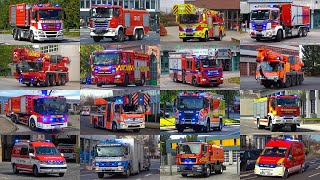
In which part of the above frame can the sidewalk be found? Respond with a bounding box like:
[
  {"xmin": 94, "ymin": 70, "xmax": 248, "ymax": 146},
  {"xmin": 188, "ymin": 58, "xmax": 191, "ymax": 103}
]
[
  {"xmin": 0, "ymin": 116, "xmax": 17, "ymax": 134},
  {"xmin": 146, "ymin": 122, "xmax": 160, "ymax": 129}
]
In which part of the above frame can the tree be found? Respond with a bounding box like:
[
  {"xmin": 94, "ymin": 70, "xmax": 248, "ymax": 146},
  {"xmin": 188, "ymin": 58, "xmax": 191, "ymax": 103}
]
[
  {"xmin": 302, "ymin": 45, "xmax": 320, "ymax": 76},
  {"xmin": 216, "ymin": 90, "xmax": 240, "ymax": 119},
  {"xmin": 160, "ymin": 90, "xmax": 179, "ymax": 118},
  {"xmin": 80, "ymin": 94, "xmax": 95, "ymax": 106},
  {"xmin": 80, "ymin": 45, "xmax": 104, "ymax": 79},
  {"xmin": 184, "ymin": 135, "xmax": 198, "ymax": 142},
  {"xmin": 160, "ymin": 135, "xmax": 170, "ymax": 155}
]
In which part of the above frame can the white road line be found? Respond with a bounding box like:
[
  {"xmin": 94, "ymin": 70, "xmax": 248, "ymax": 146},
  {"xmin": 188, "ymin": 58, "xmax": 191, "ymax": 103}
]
[
  {"xmin": 316, "ymin": 166, "xmax": 320, "ymax": 170},
  {"xmin": 308, "ymin": 172, "xmax": 320, "ymax": 178},
  {"xmin": 145, "ymin": 173, "xmax": 153, "ymax": 177}
]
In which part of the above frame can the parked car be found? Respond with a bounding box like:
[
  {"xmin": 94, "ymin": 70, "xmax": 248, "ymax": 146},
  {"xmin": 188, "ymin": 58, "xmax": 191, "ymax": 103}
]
[{"xmin": 240, "ymin": 150, "xmax": 261, "ymax": 171}]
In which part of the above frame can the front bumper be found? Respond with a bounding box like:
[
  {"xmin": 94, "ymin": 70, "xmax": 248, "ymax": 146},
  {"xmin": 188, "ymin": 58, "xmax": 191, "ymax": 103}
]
[
  {"xmin": 95, "ymin": 74, "xmax": 123, "ymax": 85},
  {"xmin": 37, "ymin": 122, "xmax": 68, "ymax": 130},
  {"xmin": 38, "ymin": 164, "xmax": 67, "ymax": 174},
  {"xmin": 198, "ymin": 77, "xmax": 223, "ymax": 85},
  {"xmin": 250, "ymin": 29, "xmax": 275, "ymax": 39},
  {"xmin": 254, "ymin": 165, "xmax": 285, "ymax": 177},
  {"xmin": 119, "ymin": 122, "xmax": 145, "ymax": 129},
  {"xmin": 34, "ymin": 30, "xmax": 64, "ymax": 41},
  {"xmin": 177, "ymin": 164, "xmax": 204, "ymax": 174},
  {"xmin": 95, "ymin": 166, "xmax": 125, "ymax": 173},
  {"xmin": 179, "ymin": 31, "xmax": 204, "ymax": 39},
  {"xmin": 272, "ymin": 117, "xmax": 301, "ymax": 125},
  {"xmin": 90, "ymin": 28, "xmax": 117, "ymax": 37}
]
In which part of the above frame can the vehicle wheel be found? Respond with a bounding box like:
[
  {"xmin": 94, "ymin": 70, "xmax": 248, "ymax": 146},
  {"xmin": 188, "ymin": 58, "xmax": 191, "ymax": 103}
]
[
  {"xmin": 192, "ymin": 77, "xmax": 198, "ymax": 87},
  {"xmin": 297, "ymin": 76, "xmax": 301, "ymax": 85},
  {"xmin": 98, "ymin": 172, "xmax": 104, "ymax": 178},
  {"xmin": 140, "ymin": 75, "xmax": 145, "ymax": 86},
  {"xmin": 217, "ymin": 31, "xmax": 222, "ymax": 41},
  {"xmin": 11, "ymin": 115, "xmax": 18, "ymax": 124},
  {"xmin": 182, "ymin": 71, "xmax": 186, "ymax": 83},
  {"xmin": 177, "ymin": 126, "xmax": 184, "ymax": 132},
  {"xmin": 282, "ymin": 168, "xmax": 289, "ymax": 179},
  {"xmin": 117, "ymin": 30, "xmax": 125, "ymax": 42},
  {"xmin": 257, "ymin": 119, "xmax": 264, "ymax": 129},
  {"xmin": 59, "ymin": 173, "xmax": 65, "ymax": 177},
  {"xmin": 263, "ymin": 82, "xmax": 272, "ymax": 88},
  {"xmin": 26, "ymin": 83, "xmax": 31, "ymax": 87},
  {"xmin": 133, "ymin": 128, "xmax": 140, "ymax": 132},
  {"xmin": 299, "ymin": 165, "xmax": 304, "ymax": 174},
  {"xmin": 285, "ymin": 76, "xmax": 291, "ymax": 88},
  {"xmin": 130, "ymin": 30, "xmax": 138, "ymax": 41},
  {"xmin": 44, "ymin": 75, "xmax": 50, "ymax": 87},
  {"xmin": 202, "ymin": 31, "xmax": 209, "ymax": 42},
  {"xmin": 124, "ymin": 167, "xmax": 131, "ymax": 178},
  {"xmin": 241, "ymin": 162, "xmax": 247, "ymax": 171},
  {"xmin": 217, "ymin": 120, "xmax": 222, "ymax": 131},
  {"xmin": 13, "ymin": 29, "xmax": 18, "ymax": 40},
  {"xmin": 270, "ymin": 123, "xmax": 277, "ymax": 132},
  {"xmin": 61, "ymin": 76, "xmax": 66, "ymax": 85},
  {"xmin": 183, "ymin": 38, "xmax": 187, "ymax": 42},
  {"xmin": 32, "ymin": 82, "xmax": 37, "ymax": 86},
  {"xmin": 173, "ymin": 73, "xmax": 178, "ymax": 82},
  {"xmin": 291, "ymin": 124, "xmax": 297, "ymax": 132},
  {"xmin": 124, "ymin": 74, "xmax": 129, "ymax": 86},
  {"xmin": 17, "ymin": 29, "xmax": 22, "ymax": 41},
  {"xmin": 29, "ymin": 119, "xmax": 37, "ymax": 131},
  {"xmin": 93, "ymin": 120, "xmax": 97, "ymax": 128},
  {"xmin": 204, "ymin": 120, "xmax": 210, "ymax": 132},
  {"xmin": 275, "ymin": 30, "xmax": 282, "ymax": 42},
  {"xmin": 49, "ymin": 75, "xmax": 54, "ymax": 86},
  {"xmin": 112, "ymin": 122, "xmax": 117, "ymax": 132},
  {"xmin": 256, "ymin": 38, "xmax": 261, "ymax": 42},
  {"xmin": 181, "ymin": 173, "xmax": 188, "ymax": 177},
  {"xmin": 137, "ymin": 164, "xmax": 141, "ymax": 174},
  {"xmin": 138, "ymin": 29, "xmax": 144, "ymax": 40},
  {"xmin": 302, "ymin": 28, "xmax": 307, "ymax": 37},
  {"xmin": 203, "ymin": 164, "xmax": 211, "ymax": 177},
  {"xmin": 215, "ymin": 164, "xmax": 223, "ymax": 174},
  {"xmin": 298, "ymin": 28, "xmax": 302, "ymax": 37},
  {"xmin": 33, "ymin": 165, "xmax": 39, "ymax": 177},
  {"xmin": 56, "ymin": 76, "xmax": 61, "ymax": 86},
  {"xmin": 291, "ymin": 75, "xmax": 296, "ymax": 86},
  {"xmin": 97, "ymin": 82, "xmax": 102, "ymax": 87},
  {"xmin": 13, "ymin": 164, "xmax": 19, "ymax": 174},
  {"xmin": 29, "ymin": 31, "xmax": 35, "ymax": 43},
  {"xmin": 93, "ymin": 36, "xmax": 101, "ymax": 42}
]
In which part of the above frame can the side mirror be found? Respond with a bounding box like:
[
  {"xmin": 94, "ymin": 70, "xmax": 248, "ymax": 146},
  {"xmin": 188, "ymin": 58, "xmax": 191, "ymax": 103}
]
[
  {"xmin": 61, "ymin": 153, "xmax": 64, "ymax": 157},
  {"xmin": 288, "ymin": 154, "xmax": 293, "ymax": 159},
  {"xmin": 29, "ymin": 153, "xmax": 35, "ymax": 158},
  {"xmin": 32, "ymin": 11, "xmax": 37, "ymax": 20}
]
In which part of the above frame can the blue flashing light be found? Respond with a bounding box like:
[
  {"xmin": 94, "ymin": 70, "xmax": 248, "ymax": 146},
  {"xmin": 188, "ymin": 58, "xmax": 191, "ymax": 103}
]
[
  {"xmin": 139, "ymin": 98, "xmax": 143, "ymax": 102},
  {"xmin": 38, "ymin": 3, "xmax": 43, "ymax": 7},
  {"xmin": 43, "ymin": 118, "xmax": 47, "ymax": 122},
  {"xmin": 112, "ymin": 68, "xmax": 116, "ymax": 73},
  {"xmin": 259, "ymin": 164, "xmax": 264, "ymax": 167},
  {"xmin": 285, "ymin": 138, "xmax": 292, "ymax": 141},
  {"xmin": 62, "ymin": 117, "xmax": 65, "ymax": 121},
  {"xmin": 45, "ymin": 139, "xmax": 50, "ymax": 142},
  {"xmin": 182, "ymin": 118, "xmax": 185, "ymax": 121},
  {"xmin": 269, "ymin": 164, "xmax": 275, "ymax": 168},
  {"xmin": 99, "ymin": 139, "xmax": 123, "ymax": 144},
  {"xmin": 195, "ymin": 112, "xmax": 199, "ymax": 116},
  {"xmin": 179, "ymin": 113, "xmax": 182, "ymax": 116},
  {"xmin": 50, "ymin": 118, "xmax": 54, "ymax": 122},
  {"xmin": 15, "ymin": 139, "xmax": 19, "ymax": 143},
  {"xmin": 55, "ymin": 4, "xmax": 60, "ymax": 7}
]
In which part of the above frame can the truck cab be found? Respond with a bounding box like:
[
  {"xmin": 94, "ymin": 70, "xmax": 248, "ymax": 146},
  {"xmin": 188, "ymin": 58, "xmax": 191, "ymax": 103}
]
[{"xmin": 11, "ymin": 140, "xmax": 67, "ymax": 177}]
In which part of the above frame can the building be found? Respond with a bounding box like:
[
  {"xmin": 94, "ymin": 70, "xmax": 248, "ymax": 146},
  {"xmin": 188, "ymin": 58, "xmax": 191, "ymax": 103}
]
[
  {"xmin": 185, "ymin": 0, "xmax": 240, "ymax": 30},
  {"xmin": 80, "ymin": 0, "xmax": 160, "ymax": 30},
  {"xmin": 241, "ymin": 135, "xmax": 303, "ymax": 150},
  {"xmin": 0, "ymin": 96, "xmax": 9, "ymax": 115}
]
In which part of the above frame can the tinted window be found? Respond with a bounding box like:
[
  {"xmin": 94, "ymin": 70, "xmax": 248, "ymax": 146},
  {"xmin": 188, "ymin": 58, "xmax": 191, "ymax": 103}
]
[{"xmin": 20, "ymin": 145, "xmax": 28, "ymax": 155}]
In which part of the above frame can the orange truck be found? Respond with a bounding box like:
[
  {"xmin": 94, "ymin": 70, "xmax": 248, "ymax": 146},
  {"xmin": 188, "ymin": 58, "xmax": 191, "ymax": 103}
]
[
  {"xmin": 176, "ymin": 142, "xmax": 226, "ymax": 177},
  {"xmin": 90, "ymin": 92, "xmax": 151, "ymax": 132},
  {"xmin": 254, "ymin": 95, "xmax": 301, "ymax": 132},
  {"xmin": 89, "ymin": 4, "xmax": 150, "ymax": 42},
  {"xmin": 256, "ymin": 48, "xmax": 304, "ymax": 88},
  {"xmin": 172, "ymin": 4, "xmax": 225, "ymax": 42}
]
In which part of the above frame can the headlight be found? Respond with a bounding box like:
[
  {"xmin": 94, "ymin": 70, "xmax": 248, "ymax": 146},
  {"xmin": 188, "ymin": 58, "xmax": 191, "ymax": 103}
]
[
  {"xmin": 117, "ymin": 162, "xmax": 122, "ymax": 166},
  {"xmin": 40, "ymin": 161, "xmax": 48, "ymax": 164},
  {"xmin": 115, "ymin": 75, "xmax": 121, "ymax": 78}
]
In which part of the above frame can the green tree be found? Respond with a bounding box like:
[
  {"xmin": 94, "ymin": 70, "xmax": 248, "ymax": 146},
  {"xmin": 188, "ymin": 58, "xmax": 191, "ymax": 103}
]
[
  {"xmin": 216, "ymin": 90, "xmax": 240, "ymax": 119},
  {"xmin": 302, "ymin": 45, "xmax": 320, "ymax": 75},
  {"xmin": 160, "ymin": 135, "xmax": 171, "ymax": 155},
  {"xmin": 80, "ymin": 45, "xmax": 104, "ymax": 79},
  {"xmin": 160, "ymin": 90, "xmax": 179, "ymax": 118},
  {"xmin": 184, "ymin": 135, "xmax": 198, "ymax": 142}
]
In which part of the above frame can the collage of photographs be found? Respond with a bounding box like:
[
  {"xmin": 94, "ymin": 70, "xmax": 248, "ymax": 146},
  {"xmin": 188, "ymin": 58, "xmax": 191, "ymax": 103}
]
[{"xmin": 0, "ymin": 0, "xmax": 319, "ymax": 180}]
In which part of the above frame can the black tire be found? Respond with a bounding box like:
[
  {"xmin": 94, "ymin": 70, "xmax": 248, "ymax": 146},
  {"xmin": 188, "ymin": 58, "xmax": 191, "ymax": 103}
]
[
  {"xmin": 177, "ymin": 126, "xmax": 184, "ymax": 132},
  {"xmin": 133, "ymin": 128, "xmax": 140, "ymax": 132},
  {"xmin": 32, "ymin": 82, "xmax": 37, "ymax": 87},
  {"xmin": 202, "ymin": 31, "xmax": 209, "ymax": 42},
  {"xmin": 44, "ymin": 75, "xmax": 50, "ymax": 87},
  {"xmin": 61, "ymin": 76, "xmax": 66, "ymax": 85},
  {"xmin": 181, "ymin": 173, "xmax": 188, "ymax": 177},
  {"xmin": 124, "ymin": 167, "xmax": 131, "ymax": 178},
  {"xmin": 291, "ymin": 124, "xmax": 297, "ymax": 132},
  {"xmin": 275, "ymin": 30, "xmax": 282, "ymax": 42},
  {"xmin": 29, "ymin": 31, "xmax": 35, "ymax": 43},
  {"xmin": 192, "ymin": 77, "xmax": 198, "ymax": 87},
  {"xmin": 285, "ymin": 76, "xmax": 291, "ymax": 88},
  {"xmin": 299, "ymin": 165, "xmax": 304, "ymax": 174},
  {"xmin": 93, "ymin": 36, "xmax": 101, "ymax": 42},
  {"xmin": 26, "ymin": 83, "xmax": 31, "ymax": 87},
  {"xmin": 33, "ymin": 165, "xmax": 39, "ymax": 177},
  {"xmin": 204, "ymin": 120, "xmax": 210, "ymax": 132},
  {"xmin": 93, "ymin": 119, "xmax": 97, "ymax": 128},
  {"xmin": 173, "ymin": 73, "xmax": 178, "ymax": 82},
  {"xmin": 59, "ymin": 173, "xmax": 64, "ymax": 177},
  {"xmin": 138, "ymin": 29, "xmax": 144, "ymax": 40},
  {"xmin": 215, "ymin": 164, "xmax": 223, "ymax": 174},
  {"xmin": 124, "ymin": 74, "xmax": 129, "ymax": 86},
  {"xmin": 11, "ymin": 115, "xmax": 18, "ymax": 124},
  {"xmin": 297, "ymin": 76, "xmax": 301, "ymax": 85},
  {"xmin": 97, "ymin": 82, "xmax": 102, "ymax": 87},
  {"xmin": 56, "ymin": 76, "xmax": 61, "ymax": 86},
  {"xmin": 13, "ymin": 164, "xmax": 19, "ymax": 174},
  {"xmin": 140, "ymin": 75, "xmax": 145, "ymax": 86},
  {"xmin": 217, "ymin": 31, "xmax": 222, "ymax": 41},
  {"xmin": 217, "ymin": 120, "xmax": 222, "ymax": 131},
  {"xmin": 117, "ymin": 29, "xmax": 125, "ymax": 42},
  {"xmin": 17, "ymin": 29, "xmax": 22, "ymax": 41},
  {"xmin": 203, "ymin": 164, "xmax": 211, "ymax": 177},
  {"xmin": 29, "ymin": 119, "xmax": 37, "ymax": 131},
  {"xmin": 291, "ymin": 75, "xmax": 296, "ymax": 86},
  {"xmin": 257, "ymin": 119, "xmax": 264, "ymax": 129},
  {"xmin": 282, "ymin": 168, "xmax": 289, "ymax": 179},
  {"xmin": 112, "ymin": 122, "xmax": 117, "ymax": 132},
  {"xmin": 302, "ymin": 28, "xmax": 307, "ymax": 37},
  {"xmin": 241, "ymin": 162, "xmax": 247, "ymax": 171},
  {"xmin": 130, "ymin": 30, "xmax": 138, "ymax": 41},
  {"xmin": 182, "ymin": 71, "xmax": 186, "ymax": 83},
  {"xmin": 298, "ymin": 28, "xmax": 302, "ymax": 37},
  {"xmin": 183, "ymin": 38, "xmax": 187, "ymax": 42},
  {"xmin": 13, "ymin": 29, "xmax": 18, "ymax": 40},
  {"xmin": 49, "ymin": 75, "xmax": 54, "ymax": 86},
  {"xmin": 270, "ymin": 123, "xmax": 277, "ymax": 132},
  {"xmin": 256, "ymin": 38, "xmax": 261, "ymax": 42},
  {"xmin": 98, "ymin": 172, "xmax": 104, "ymax": 178},
  {"xmin": 263, "ymin": 82, "xmax": 272, "ymax": 88}
]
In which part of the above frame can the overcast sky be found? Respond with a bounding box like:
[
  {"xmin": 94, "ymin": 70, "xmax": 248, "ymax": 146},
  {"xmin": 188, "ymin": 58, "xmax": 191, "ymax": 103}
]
[
  {"xmin": 0, "ymin": 90, "xmax": 80, "ymax": 100},
  {"xmin": 160, "ymin": 0, "xmax": 184, "ymax": 13},
  {"xmin": 80, "ymin": 89, "xmax": 113, "ymax": 97}
]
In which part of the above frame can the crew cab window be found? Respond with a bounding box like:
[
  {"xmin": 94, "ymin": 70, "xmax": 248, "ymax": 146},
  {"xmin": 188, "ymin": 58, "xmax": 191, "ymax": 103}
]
[
  {"xmin": 114, "ymin": 8, "xmax": 120, "ymax": 17},
  {"xmin": 272, "ymin": 11, "xmax": 279, "ymax": 20},
  {"xmin": 270, "ymin": 99, "xmax": 276, "ymax": 109},
  {"xmin": 186, "ymin": 60, "xmax": 192, "ymax": 69},
  {"xmin": 20, "ymin": 145, "xmax": 28, "ymax": 155},
  {"xmin": 29, "ymin": 146, "xmax": 34, "ymax": 154},
  {"xmin": 203, "ymin": 145, "xmax": 207, "ymax": 154}
]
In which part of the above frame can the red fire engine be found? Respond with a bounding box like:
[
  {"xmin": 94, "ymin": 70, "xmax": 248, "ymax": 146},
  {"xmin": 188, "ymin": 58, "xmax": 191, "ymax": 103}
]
[
  {"xmin": 7, "ymin": 91, "xmax": 68, "ymax": 131},
  {"xmin": 9, "ymin": 3, "xmax": 65, "ymax": 43},
  {"xmin": 12, "ymin": 48, "xmax": 70, "ymax": 87},
  {"xmin": 90, "ymin": 50, "xmax": 150, "ymax": 87},
  {"xmin": 169, "ymin": 54, "xmax": 223, "ymax": 87},
  {"xmin": 90, "ymin": 92, "xmax": 151, "ymax": 132},
  {"xmin": 89, "ymin": 4, "xmax": 150, "ymax": 42}
]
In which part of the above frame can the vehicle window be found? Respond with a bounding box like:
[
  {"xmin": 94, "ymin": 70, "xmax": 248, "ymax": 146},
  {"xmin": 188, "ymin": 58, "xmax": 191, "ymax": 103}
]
[
  {"xmin": 272, "ymin": 11, "xmax": 279, "ymax": 20},
  {"xmin": 247, "ymin": 152, "xmax": 251, "ymax": 159},
  {"xmin": 203, "ymin": 145, "xmax": 207, "ymax": 154},
  {"xmin": 20, "ymin": 145, "xmax": 28, "ymax": 155},
  {"xmin": 29, "ymin": 146, "xmax": 34, "ymax": 154}
]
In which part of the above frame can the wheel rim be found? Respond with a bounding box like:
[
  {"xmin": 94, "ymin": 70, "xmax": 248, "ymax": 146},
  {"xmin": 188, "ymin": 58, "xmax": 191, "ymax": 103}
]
[
  {"xmin": 257, "ymin": 120, "xmax": 259, "ymax": 128},
  {"xmin": 206, "ymin": 166, "xmax": 210, "ymax": 175}
]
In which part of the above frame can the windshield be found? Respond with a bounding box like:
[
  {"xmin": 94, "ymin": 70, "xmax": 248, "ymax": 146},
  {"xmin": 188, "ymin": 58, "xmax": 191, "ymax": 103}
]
[
  {"xmin": 95, "ymin": 146, "xmax": 125, "ymax": 157},
  {"xmin": 35, "ymin": 146, "xmax": 60, "ymax": 155},
  {"xmin": 179, "ymin": 14, "xmax": 200, "ymax": 24},
  {"xmin": 93, "ymin": 53, "xmax": 119, "ymax": 65},
  {"xmin": 251, "ymin": 10, "xmax": 270, "ymax": 20},
  {"xmin": 277, "ymin": 98, "xmax": 299, "ymax": 107},
  {"xmin": 178, "ymin": 97, "xmax": 203, "ymax": 110},
  {"xmin": 34, "ymin": 98, "xmax": 68, "ymax": 115},
  {"xmin": 201, "ymin": 59, "xmax": 218, "ymax": 68},
  {"xmin": 259, "ymin": 62, "xmax": 281, "ymax": 72},
  {"xmin": 120, "ymin": 104, "xmax": 145, "ymax": 114},
  {"xmin": 39, "ymin": 10, "xmax": 62, "ymax": 20},
  {"xmin": 16, "ymin": 62, "xmax": 42, "ymax": 72},
  {"xmin": 178, "ymin": 144, "xmax": 201, "ymax": 154},
  {"xmin": 261, "ymin": 147, "xmax": 287, "ymax": 157},
  {"xmin": 91, "ymin": 8, "xmax": 113, "ymax": 18}
]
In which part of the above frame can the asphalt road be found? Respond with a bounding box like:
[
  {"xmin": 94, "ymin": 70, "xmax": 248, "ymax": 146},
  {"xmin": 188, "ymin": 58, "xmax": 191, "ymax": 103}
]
[
  {"xmin": 0, "ymin": 162, "xmax": 80, "ymax": 180},
  {"xmin": 80, "ymin": 159, "xmax": 160, "ymax": 180},
  {"xmin": 240, "ymin": 76, "xmax": 320, "ymax": 90},
  {"xmin": 80, "ymin": 29, "xmax": 160, "ymax": 45},
  {"xmin": 81, "ymin": 84, "xmax": 159, "ymax": 90},
  {"xmin": 160, "ymin": 125, "xmax": 240, "ymax": 136},
  {"xmin": 240, "ymin": 158, "xmax": 320, "ymax": 180},
  {"xmin": 0, "ymin": 78, "xmax": 80, "ymax": 90},
  {"xmin": 160, "ymin": 73, "xmax": 240, "ymax": 90},
  {"xmin": 80, "ymin": 115, "xmax": 160, "ymax": 135},
  {"xmin": 0, "ymin": 34, "xmax": 80, "ymax": 45},
  {"xmin": 240, "ymin": 118, "xmax": 320, "ymax": 135},
  {"xmin": 240, "ymin": 30, "xmax": 320, "ymax": 45},
  {"xmin": 1, "ymin": 115, "xmax": 80, "ymax": 135}
]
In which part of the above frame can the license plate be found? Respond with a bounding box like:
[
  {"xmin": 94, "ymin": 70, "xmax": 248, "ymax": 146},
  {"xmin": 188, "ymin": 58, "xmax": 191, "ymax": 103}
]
[
  {"xmin": 186, "ymin": 32, "xmax": 193, "ymax": 35},
  {"xmin": 260, "ymin": 170, "xmax": 271, "ymax": 175}
]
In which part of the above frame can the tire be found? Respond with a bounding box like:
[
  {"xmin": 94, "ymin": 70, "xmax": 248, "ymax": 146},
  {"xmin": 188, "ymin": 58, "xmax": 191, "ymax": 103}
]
[
  {"xmin": 133, "ymin": 128, "xmax": 140, "ymax": 132},
  {"xmin": 138, "ymin": 29, "xmax": 144, "ymax": 40},
  {"xmin": 32, "ymin": 82, "xmax": 38, "ymax": 87},
  {"xmin": 263, "ymin": 82, "xmax": 272, "ymax": 88},
  {"xmin": 29, "ymin": 119, "xmax": 37, "ymax": 131},
  {"xmin": 112, "ymin": 122, "xmax": 117, "ymax": 132},
  {"xmin": 97, "ymin": 82, "xmax": 102, "ymax": 87},
  {"xmin": 299, "ymin": 165, "xmax": 304, "ymax": 174},
  {"xmin": 285, "ymin": 76, "xmax": 291, "ymax": 88},
  {"xmin": 291, "ymin": 124, "xmax": 297, "ymax": 132},
  {"xmin": 270, "ymin": 123, "xmax": 277, "ymax": 132},
  {"xmin": 26, "ymin": 83, "xmax": 31, "ymax": 87},
  {"xmin": 302, "ymin": 28, "xmax": 307, "ymax": 37},
  {"xmin": 202, "ymin": 31, "xmax": 209, "ymax": 42},
  {"xmin": 217, "ymin": 31, "xmax": 222, "ymax": 41},
  {"xmin": 130, "ymin": 30, "xmax": 138, "ymax": 41},
  {"xmin": 297, "ymin": 76, "xmax": 301, "ymax": 85},
  {"xmin": 137, "ymin": 164, "xmax": 140, "ymax": 174},
  {"xmin": 13, "ymin": 164, "xmax": 19, "ymax": 174},
  {"xmin": 49, "ymin": 75, "xmax": 54, "ymax": 86},
  {"xmin": 282, "ymin": 168, "xmax": 289, "ymax": 179},
  {"xmin": 98, "ymin": 172, "xmax": 104, "ymax": 178},
  {"xmin": 177, "ymin": 126, "xmax": 184, "ymax": 132},
  {"xmin": 257, "ymin": 119, "xmax": 264, "ymax": 129},
  {"xmin": 181, "ymin": 173, "xmax": 188, "ymax": 177},
  {"xmin": 59, "ymin": 173, "xmax": 65, "ymax": 177},
  {"xmin": 124, "ymin": 74, "xmax": 129, "ymax": 86},
  {"xmin": 291, "ymin": 75, "xmax": 296, "ymax": 86},
  {"xmin": 56, "ymin": 76, "xmax": 61, "ymax": 86},
  {"xmin": 124, "ymin": 167, "xmax": 131, "ymax": 178},
  {"xmin": 275, "ymin": 30, "xmax": 282, "ymax": 42},
  {"xmin": 13, "ymin": 29, "xmax": 18, "ymax": 40},
  {"xmin": 298, "ymin": 28, "xmax": 302, "ymax": 37},
  {"xmin": 61, "ymin": 76, "xmax": 66, "ymax": 85},
  {"xmin": 29, "ymin": 31, "xmax": 35, "ymax": 43},
  {"xmin": 173, "ymin": 73, "xmax": 178, "ymax": 82},
  {"xmin": 93, "ymin": 119, "xmax": 97, "ymax": 128},
  {"xmin": 215, "ymin": 164, "xmax": 223, "ymax": 174},
  {"xmin": 93, "ymin": 36, "xmax": 101, "ymax": 42},
  {"xmin": 11, "ymin": 115, "xmax": 18, "ymax": 124},
  {"xmin": 17, "ymin": 29, "xmax": 22, "ymax": 41},
  {"xmin": 33, "ymin": 165, "xmax": 39, "ymax": 177},
  {"xmin": 182, "ymin": 71, "xmax": 186, "ymax": 83},
  {"xmin": 217, "ymin": 120, "xmax": 222, "ymax": 131},
  {"xmin": 256, "ymin": 38, "xmax": 261, "ymax": 42},
  {"xmin": 204, "ymin": 120, "xmax": 210, "ymax": 132},
  {"xmin": 203, "ymin": 164, "xmax": 211, "ymax": 177},
  {"xmin": 117, "ymin": 29, "xmax": 125, "ymax": 42},
  {"xmin": 44, "ymin": 75, "xmax": 50, "ymax": 87},
  {"xmin": 183, "ymin": 38, "xmax": 187, "ymax": 42},
  {"xmin": 140, "ymin": 75, "xmax": 145, "ymax": 86},
  {"xmin": 192, "ymin": 77, "xmax": 198, "ymax": 87},
  {"xmin": 241, "ymin": 162, "xmax": 247, "ymax": 171}
]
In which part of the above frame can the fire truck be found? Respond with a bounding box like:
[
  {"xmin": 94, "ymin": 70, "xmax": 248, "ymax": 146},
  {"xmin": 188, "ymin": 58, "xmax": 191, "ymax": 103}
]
[
  {"xmin": 256, "ymin": 48, "xmax": 304, "ymax": 88},
  {"xmin": 169, "ymin": 54, "xmax": 223, "ymax": 87},
  {"xmin": 9, "ymin": 3, "xmax": 65, "ymax": 43},
  {"xmin": 57, "ymin": 143, "xmax": 76, "ymax": 160},
  {"xmin": 7, "ymin": 91, "xmax": 68, "ymax": 131},
  {"xmin": 250, "ymin": 4, "xmax": 310, "ymax": 42},
  {"xmin": 175, "ymin": 92, "xmax": 225, "ymax": 133},
  {"xmin": 254, "ymin": 95, "xmax": 301, "ymax": 132},
  {"xmin": 12, "ymin": 48, "xmax": 70, "ymax": 87},
  {"xmin": 90, "ymin": 92, "xmax": 151, "ymax": 132},
  {"xmin": 172, "ymin": 4, "xmax": 225, "ymax": 42},
  {"xmin": 89, "ymin": 4, "xmax": 150, "ymax": 42},
  {"xmin": 176, "ymin": 141, "xmax": 226, "ymax": 177},
  {"xmin": 5, "ymin": 103, "xmax": 10, "ymax": 117},
  {"xmin": 90, "ymin": 50, "xmax": 150, "ymax": 87}
]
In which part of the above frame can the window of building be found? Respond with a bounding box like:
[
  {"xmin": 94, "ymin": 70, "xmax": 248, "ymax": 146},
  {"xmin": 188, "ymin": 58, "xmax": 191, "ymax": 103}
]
[
  {"xmin": 129, "ymin": 0, "xmax": 134, "ymax": 8},
  {"xmin": 151, "ymin": 0, "xmax": 155, "ymax": 9},
  {"xmin": 86, "ymin": 0, "xmax": 90, "ymax": 8},
  {"xmin": 114, "ymin": 0, "xmax": 118, "ymax": 5},
  {"xmin": 40, "ymin": 45, "xmax": 59, "ymax": 53},
  {"xmin": 91, "ymin": 0, "xmax": 96, "ymax": 6},
  {"xmin": 81, "ymin": 0, "xmax": 85, "ymax": 8},
  {"xmin": 135, "ymin": 0, "xmax": 139, "ymax": 8},
  {"xmin": 124, "ymin": 1, "xmax": 128, "ymax": 8},
  {"xmin": 146, "ymin": 0, "xmax": 150, "ymax": 9}
]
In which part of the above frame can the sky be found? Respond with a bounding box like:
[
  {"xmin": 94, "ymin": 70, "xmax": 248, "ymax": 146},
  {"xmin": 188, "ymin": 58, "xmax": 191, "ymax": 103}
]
[
  {"xmin": 80, "ymin": 90, "xmax": 113, "ymax": 97},
  {"xmin": 160, "ymin": 0, "xmax": 184, "ymax": 13},
  {"xmin": 0, "ymin": 90, "xmax": 80, "ymax": 100}
]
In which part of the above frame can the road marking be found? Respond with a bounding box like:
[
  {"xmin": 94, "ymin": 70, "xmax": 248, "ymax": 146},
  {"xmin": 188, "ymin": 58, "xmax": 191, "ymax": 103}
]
[
  {"xmin": 316, "ymin": 166, "xmax": 320, "ymax": 170},
  {"xmin": 145, "ymin": 173, "xmax": 153, "ymax": 177},
  {"xmin": 308, "ymin": 172, "xmax": 320, "ymax": 178},
  {"xmin": 81, "ymin": 174, "xmax": 93, "ymax": 176}
]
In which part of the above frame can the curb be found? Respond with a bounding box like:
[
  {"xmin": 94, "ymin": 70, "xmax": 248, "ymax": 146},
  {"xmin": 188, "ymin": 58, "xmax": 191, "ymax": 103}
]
[
  {"xmin": 231, "ymin": 37, "xmax": 240, "ymax": 43},
  {"xmin": 0, "ymin": 116, "xmax": 18, "ymax": 133},
  {"xmin": 146, "ymin": 123, "xmax": 160, "ymax": 129}
]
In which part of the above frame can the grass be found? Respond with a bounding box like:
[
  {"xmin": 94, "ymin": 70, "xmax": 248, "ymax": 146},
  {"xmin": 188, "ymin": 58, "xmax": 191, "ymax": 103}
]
[
  {"xmin": 224, "ymin": 118, "xmax": 240, "ymax": 124},
  {"xmin": 160, "ymin": 117, "xmax": 239, "ymax": 127},
  {"xmin": 302, "ymin": 118, "xmax": 320, "ymax": 120},
  {"xmin": 0, "ymin": 30, "xmax": 11, "ymax": 34},
  {"xmin": 225, "ymin": 77, "xmax": 240, "ymax": 84}
]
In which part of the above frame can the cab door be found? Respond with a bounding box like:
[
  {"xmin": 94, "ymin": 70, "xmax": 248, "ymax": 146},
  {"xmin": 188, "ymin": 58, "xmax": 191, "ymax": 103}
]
[
  {"xmin": 18, "ymin": 145, "xmax": 32, "ymax": 171},
  {"xmin": 207, "ymin": 16, "xmax": 213, "ymax": 37},
  {"xmin": 105, "ymin": 103, "xmax": 113, "ymax": 129},
  {"xmin": 185, "ymin": 59, "xmax": 193, "ymax": 83},
  {"xmin": 285, "ymin": 145, "xmax": 295, "ymax": 173}
]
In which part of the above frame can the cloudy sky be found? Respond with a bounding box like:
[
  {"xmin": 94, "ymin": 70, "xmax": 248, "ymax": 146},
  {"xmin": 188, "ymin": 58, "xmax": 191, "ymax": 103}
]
[{"xmin": 0, "ymin": 90, "xmax": 80, "ymax": 100}]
